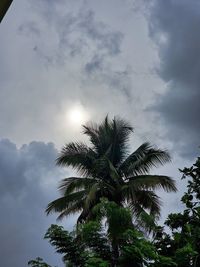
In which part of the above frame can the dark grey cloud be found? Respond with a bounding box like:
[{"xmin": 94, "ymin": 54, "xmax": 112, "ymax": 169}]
[
  {"xmin": 0, "ymin": 139, "xmax": 181, "ymax": 267},
  {"xmin": 0, "ymin": 139, "xmax": 73, "ymax": 267},
  {"xmin": 147, "ymin": 0, "xmax": 200, "ymax": 157}
]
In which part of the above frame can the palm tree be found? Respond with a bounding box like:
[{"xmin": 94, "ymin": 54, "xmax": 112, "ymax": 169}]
[{"xmin": 46, "ymin": 116, "xmax": 177, "ymax": 223}]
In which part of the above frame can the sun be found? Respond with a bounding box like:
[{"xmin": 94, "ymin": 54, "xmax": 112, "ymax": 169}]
[
  {"xmin": 67, "ymin": 104, "xmax": 89, "ymax": 126},
  {"xmin": 68, "ymin": 108, "xmax": 83, "ymax": 124}
]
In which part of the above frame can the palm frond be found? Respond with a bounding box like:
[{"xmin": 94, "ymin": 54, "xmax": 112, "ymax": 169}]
[
  {"xmin": 133, "ymin": 207, "xmax": 158, "ymax": 234},
  {"xmin": 59, "ymin": 177, "xmax": 97, "ymax": 195},
  {"xmin": 121, "ymin": 183, "xmax": 161, "ymax": 215},
  {"xmin": 46, "ymin": 190, "xmax": 87, "ymax": 215},
  {"xmin": 56, "ymin": 142, "xmax": 97, "ymax": 176},
  {"xmin": 109, "ymin": 117, "xmax": 133, "ymax": 165},
  {"xmin": 56, "ymin": 198, "xmax": 85, "ymax": 221},
  {"xmin": 108, "ymin": 160, "xmax": 122, "ymax": 186},
  {"xmin": 133, "ymin": 190, "xmax": 161, "ymax": 217},
  {"xmin": 82, "ymin": 122, "xmax": 99, "ymax": 150},
  {"xmin": 77, "ymin": 208, "xmax": 92, "ymax": 223},
  {"xmin": 112, "ymin": 117, "xmax": 133, "ymax": 146},
  {"xmin": 85, "ymin": 183, "xmax": 100, "ymax": 210},
  {"xmin": 128, "ymin": 175, "xmax": 177, "ymax": 192},
  {"xmin": 83, "ymin": 117, "xmax": 133, "ymax": 166},
  {"xmin": 96, "ymin": 116, "xmax": 113, "ymax": 155},
  {"xmin": 83, "ymin": 116, "xmax": 112, "ymax": 154},
  {"xmin": 120, "ymin": 142, "xmax": 171, "ymax": 176}
]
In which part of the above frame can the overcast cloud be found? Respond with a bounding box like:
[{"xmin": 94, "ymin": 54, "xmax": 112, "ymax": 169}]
[
  {"xmin": 148, "ymin": 0, "xmax": 200, "ymax": 157},
  {"xmin": 0, "ymin": 0, "xmax": 199, "ymax": 266},
  {"xmin": 0, "ymin": 139, "xmax": 71, "ymax": 267},
  {"xmin": 0, "ymin": 0, "xmax": 162, "ymax": 147}
]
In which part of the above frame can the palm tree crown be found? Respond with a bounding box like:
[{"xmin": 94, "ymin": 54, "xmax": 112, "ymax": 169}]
[{"xmin": 46, "ymin": 116, "xmax": 177, "ymax": 222}]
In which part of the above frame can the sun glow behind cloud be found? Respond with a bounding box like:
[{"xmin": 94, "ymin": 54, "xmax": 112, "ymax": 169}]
[{"xmin": 67, "ymin": 103, "xmax": 89, "ymax": 127}]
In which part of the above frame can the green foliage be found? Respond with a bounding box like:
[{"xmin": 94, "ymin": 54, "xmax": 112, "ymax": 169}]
[
  {"xmin": 93, "ymin": 199, "xmax": 133, "ymax": 239},
  {"xmin": 80, "ymin": 220, "xmax": 111, "ymax": 261},
  {"xmin": 119, "ymin": 228, "xmax": 156, "ymax": 267},
  {"xmin": 154, "ymin": 156, "xmax": 200, "ymax": 267},
  {"xmin": 44, "ymin": 222, "xmax": 111, "ymax": 267},
  {"xmin": 153, "ymin": 255, "xmax": 177, "ymax": 267},
  {"xmin": 28, "ymin": 257, "xmax": 52, "ymax": 267},
  {"xmin": 136, "ymin": 210, "xmax": 158, "ymax": 233},
  {"xmin": 44, "ymin": 224, "xmax": 87, "ymax": 266},
  {"xmin": 85, "ymin": 257, "xmax": 109, "ymax": 267},
  {"xmin": 174, "ymin": 244, "xmax": 198, "ymax": 266},
  {"xmin": 43, "ymin": 200, "xmax": 176, "ymax": 267}
]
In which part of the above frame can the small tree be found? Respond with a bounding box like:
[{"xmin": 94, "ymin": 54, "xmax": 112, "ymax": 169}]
[
  {"xmin": 44, "ymin": 224, "xmax": 86, "ymax": 267},
  {"xmin": 153, "ymin": 156, "xmax": 200, "ymax": 267},
  {"xmin": 44, "ymin": 200, "xmax": 174, "ymax": 267}
]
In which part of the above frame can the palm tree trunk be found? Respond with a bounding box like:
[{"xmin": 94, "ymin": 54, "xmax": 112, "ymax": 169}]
[{"xmin": 112, "ymin": 241, "xmax": 119, "ymax": 267}]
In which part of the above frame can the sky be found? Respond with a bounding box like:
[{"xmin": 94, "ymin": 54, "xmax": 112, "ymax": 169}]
[{"xmin": 0, "ymin": 0, "xmax": 199, "ymax": 266}]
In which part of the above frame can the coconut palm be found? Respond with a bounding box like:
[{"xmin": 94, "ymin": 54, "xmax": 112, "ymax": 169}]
[{"xmin": 46, "ymin": 116, "xmax": 177, "ymax": 223}]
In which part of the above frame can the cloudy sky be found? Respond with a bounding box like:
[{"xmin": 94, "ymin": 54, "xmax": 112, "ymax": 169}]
[{"xmin": 0, "ymin": 0, "xmax": 199, "ymax": 266}]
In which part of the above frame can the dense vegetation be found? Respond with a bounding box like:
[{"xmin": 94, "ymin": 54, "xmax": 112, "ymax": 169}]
[
  {"xmin": 28, "ymin": 117, "xmax": 200, "ymax": 267},
  {"xmin": 153, "ymin": 156, "xmax": 200, "ymax": 267}
]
